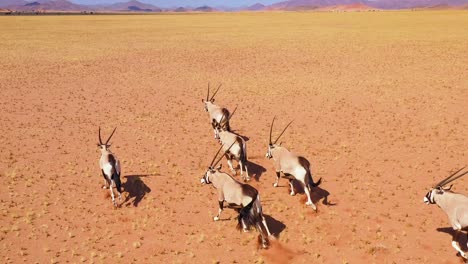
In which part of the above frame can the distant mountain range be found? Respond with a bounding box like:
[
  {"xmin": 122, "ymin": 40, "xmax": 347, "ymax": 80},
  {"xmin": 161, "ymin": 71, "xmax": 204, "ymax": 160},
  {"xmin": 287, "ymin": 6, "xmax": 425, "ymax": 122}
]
[{"xmin": 1, "ymin": 0, "xmax": 467, "ymax": 12}]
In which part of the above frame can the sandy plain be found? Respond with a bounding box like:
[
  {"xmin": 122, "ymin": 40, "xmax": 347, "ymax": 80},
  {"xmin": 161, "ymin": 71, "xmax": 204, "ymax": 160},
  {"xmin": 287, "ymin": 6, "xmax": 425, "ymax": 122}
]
[{"xmin": 0, "ymin": 10, "xmax": 467, "ymax": 263}]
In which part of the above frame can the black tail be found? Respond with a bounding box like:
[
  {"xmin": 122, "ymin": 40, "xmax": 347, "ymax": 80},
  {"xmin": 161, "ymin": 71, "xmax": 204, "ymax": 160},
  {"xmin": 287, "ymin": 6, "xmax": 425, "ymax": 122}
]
[
  {"xmin": 237, "ymin": 194, "xmax": 270, "ymax": 249},
  {"xmin": 240, "ymin": 138, "xmax": 247, "ymax": 164},
  {"xmin": 237, "ymin": 199, "xmax": 256, "ymax": 231},
  {"xmin": 113, "ymin": 172, "xmax": 122, "ymax": 193},
  {"xmin": 298, "ymin": 156, "xmax": 321, "ymax": 189},
  {"xmin": 221, "ymin": 108, "xmax": 231, "ymax": 131}
]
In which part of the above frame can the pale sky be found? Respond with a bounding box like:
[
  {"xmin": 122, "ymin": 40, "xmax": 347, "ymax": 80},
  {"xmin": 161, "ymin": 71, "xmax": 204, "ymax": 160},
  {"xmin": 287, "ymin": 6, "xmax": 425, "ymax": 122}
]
[{"xmin": 71, "ymin": 0, "xmax": 280, "ymax": 8}]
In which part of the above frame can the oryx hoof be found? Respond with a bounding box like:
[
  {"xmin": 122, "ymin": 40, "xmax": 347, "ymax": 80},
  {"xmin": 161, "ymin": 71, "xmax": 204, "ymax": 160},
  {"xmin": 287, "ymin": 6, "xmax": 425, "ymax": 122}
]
[
  {"xmin": 273, "ymin": 183, "xmax": 278, "ymax": 188},
  {"xmin": 231, "ymin": 170, "xmax": 237, "ymax": 176},
  {"xmin": 290, "ymin": 191, "xmax": 296, "ymax": 196},
  {"xmin": 461, "ymin": 252, "xmax": 468, "ymax": 259},
  {"xmin": 262, "ymin": 243, "xmax": 269, "ymax": 249},
  {"xmin": 243, "ymin": 228, "xmax": 249, "ymax": 233},
  {"xmin": 102, "ymin": 186, "xmax": 108, "ymax": 189},
  {"xmin": 213, "ymin": 216, "xmax": 220, "ymax": 221}
]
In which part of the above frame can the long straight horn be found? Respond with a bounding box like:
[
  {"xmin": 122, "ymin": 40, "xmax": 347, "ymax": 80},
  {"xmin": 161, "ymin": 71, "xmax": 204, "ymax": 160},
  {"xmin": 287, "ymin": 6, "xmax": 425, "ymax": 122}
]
[
  {"xmin": 207, "ymin": 82, "xmax": 210, "ymax": 101},
  {"xmin": 435, "ymin": 166, "xmax": 466, "ymax": 187},
  {"xmin": 105, "ymin": 127, "xmax": 117, "ymax": 145},
  {"xmin": 210, "ymin": 143, "xmax": 225, "ymax": 168},
  {"xmin": 209, "ymin": 83, "xmax": 222, "ymax": 101},
  {"xmin": 441, "ymin": 170, "xmax": 468, "ymax": 187},
  {"xmin": 98, "ymin": 127, "xmax": 103, "ymax": 145},
  {"xmin": 273, "ymin": 120, "xmax": 293, "ymax": 145},
  {"xmin": 225, "ymin": 106, "xmax": 238, "ymax": 124},
  {"xmin": 269, "ymin": 117, "xmax": 275, "ymax": 145},
  {"xmin": 213, "ymin": 141, "xmax": 236, "ymax": 168}
]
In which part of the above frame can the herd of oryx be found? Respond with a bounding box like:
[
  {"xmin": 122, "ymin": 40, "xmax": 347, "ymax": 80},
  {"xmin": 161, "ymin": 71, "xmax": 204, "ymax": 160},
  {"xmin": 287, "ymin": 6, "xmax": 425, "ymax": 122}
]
[{"xmin": 97, "ymin": 84, "xmax": 468, "ymax": 259}]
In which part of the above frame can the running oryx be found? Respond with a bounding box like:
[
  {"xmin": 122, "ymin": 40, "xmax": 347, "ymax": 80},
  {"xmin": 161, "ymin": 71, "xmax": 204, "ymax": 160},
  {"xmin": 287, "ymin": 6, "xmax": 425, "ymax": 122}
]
[
  {"xmin": 97, "ymin": 127, "xmax": 122, "ymax": 207},
  {"xmin": 200, "ymin": 143, "xmax": 272, "ymax": 249},
  {"xmin": 265, "ymin": 117, "xmax": 322, "ymax": 210},
  {"xmin": 216, "ymin": 107, "xmax": 250, "ymax": 181},
  {"xmin": 202, "ymin": 83, "xmax": 231, "ymax": 139},
  {"xmin": 424, "ymin": 167, "xmax": 468, "ymax": 261}
]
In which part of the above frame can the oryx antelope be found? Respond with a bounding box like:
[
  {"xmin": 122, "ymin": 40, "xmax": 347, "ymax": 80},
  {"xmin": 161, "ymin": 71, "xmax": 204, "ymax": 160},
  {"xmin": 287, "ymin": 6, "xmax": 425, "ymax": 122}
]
[
  {"xmin": 265, "ymin": 117, "xmax": 322, "ymax": 210},
  {"xmin": 424, "ymin": 167, "xmax": 468, "ymax": 261},
  {"xmin": 97, "ymin": 127, "xmax": 122, "ymax": 207},
  {"xmin": 200, "ymin": 143, "xmax": 272, "ymax": 249},
  {"xmin": 216, "ymin": 107, "xmax": 250, "ymax": 181},
  {"xmin": 202, "ymin": 83, "xmax": 231, "ymax": 139}
]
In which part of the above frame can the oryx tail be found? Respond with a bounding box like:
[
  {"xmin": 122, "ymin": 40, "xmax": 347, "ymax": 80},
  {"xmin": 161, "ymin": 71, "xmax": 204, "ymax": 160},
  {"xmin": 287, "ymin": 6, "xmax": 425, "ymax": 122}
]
[
  {"xmin": 298, "ymin": 156, "xmax": 321, "ymax": 189},
  {"xmin": 220, "ymin": 108, "xmax": 231, "ymax": 132},
  {"xmin": 240, "ymin": 137, "xmax": 247, "ymax": 165},
  {"xmin": 237, "ymin": 193, "xmax": 270, "ymax": 248}
]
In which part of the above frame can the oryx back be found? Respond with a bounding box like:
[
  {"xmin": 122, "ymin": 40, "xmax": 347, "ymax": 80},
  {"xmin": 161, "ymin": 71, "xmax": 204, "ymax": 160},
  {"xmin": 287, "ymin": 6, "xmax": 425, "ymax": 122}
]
[
  {"xmin": 219, "ymin": 130, "xmax": 249, "ymax": 181},
  {"xmin": 212, "ymin": 172, "xmax": 253, "ymax": 206}
]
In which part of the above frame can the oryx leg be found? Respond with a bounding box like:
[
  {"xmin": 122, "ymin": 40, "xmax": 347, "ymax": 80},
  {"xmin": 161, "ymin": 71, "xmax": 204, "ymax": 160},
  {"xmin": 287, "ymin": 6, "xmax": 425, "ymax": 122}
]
[
  {"xmin": 256, "ymin": 222, "xmax": 269, "ymax": 248},
  {"xmin": 289, "ymin": 179, "xmax": 296, "ymax": 196},
  {"xmin": 303, "ymin": 184, "xmax": 317, "ymax": 210},
  {"xmin": 260, "ymin": 214, "xmax": 271, "ymax": 236},
  {"xmin": 240, "ymin": 160, "xmax": 250, "ymax": 181},
  {"xmin": 273, "ymin": 171, "xmax": 280, "ymax": 187},
  {"xmin": 226, "ymin": 154, "xmax": 236, "ymax": 175},
  {"xmin": 109, "ymin": 180, "xmax": 116, "ymax": 206},
  {"xmin": 114, "ymin": 174, "xmax": 122, "ymax": 201},
  {"xmin": 242, "ymin": 218, "xmax": 249, "ymax": 232},
  {"xmin": 214, "ymin": 200, "xmax": 223, "ymax": 221},
  {"xmin": 101, "ymin": 170, "xmax": 110, "ymax": 189},
  {"xmin": 452, "ymin": 230, "xmax": 467, "ymax": 259}
]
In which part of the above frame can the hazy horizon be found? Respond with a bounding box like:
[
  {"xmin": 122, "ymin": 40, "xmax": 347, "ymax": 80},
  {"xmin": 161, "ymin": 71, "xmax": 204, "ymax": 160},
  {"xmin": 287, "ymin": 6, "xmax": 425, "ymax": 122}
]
[{"xmin": 69, "ymin": 0, "xmax": 280, "ymax": 8}]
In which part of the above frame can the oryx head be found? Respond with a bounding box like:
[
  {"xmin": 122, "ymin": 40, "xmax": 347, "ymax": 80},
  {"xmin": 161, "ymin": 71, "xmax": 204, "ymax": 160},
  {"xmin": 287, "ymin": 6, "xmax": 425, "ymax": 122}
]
[
  {"xmin": 202, "ymin": 83, "xmax": 222, "ymax": 112},
  {"xmin": 97, "ymin": 127, "xmax": 117, "ymax": 152},
  {"xmin": 201, "ymin": 142, "xmax": 235, "ymax": 185},
  {"xmin": 424, "ymin": 167, "xmax": 467, "ymax": 204},
  {"xmin": 266, "ymin": 117, "xmax": 293, "ymax": 159}
]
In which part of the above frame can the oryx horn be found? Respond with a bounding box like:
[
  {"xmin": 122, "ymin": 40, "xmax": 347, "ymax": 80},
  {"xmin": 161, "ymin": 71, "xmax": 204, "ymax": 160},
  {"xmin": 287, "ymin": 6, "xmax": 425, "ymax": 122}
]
[
  {"xmin": 212, "ymin": 141, "xmax": 236, "ymax": 168},
  {"xmin": 435, "ymin": 166, "xmax": 467, "ymax": 187},
  {"xmin": 209, "ymin": 143, "xmax": 225, "ymax": 168},
  {"xmin": 207, "ymin": 82, "xmax": 210, "ymax": 101},
  {"xmin": 105, "ymin": 128, "xmax": 117, "ymax": 145},
  {"xmin": 98, "ymin": 127, "xmax": 103, "ymax": 145},
  {"xmin": 209, "ymin": 83, "xmax": 222, "ymax": 101},
  {"xmin": 273, "ymin": 120, "xmax": 294, "ymax": 145},
  {"xmin": 269, "ymin": 117, "xmax": 275, "ymax": 145}
]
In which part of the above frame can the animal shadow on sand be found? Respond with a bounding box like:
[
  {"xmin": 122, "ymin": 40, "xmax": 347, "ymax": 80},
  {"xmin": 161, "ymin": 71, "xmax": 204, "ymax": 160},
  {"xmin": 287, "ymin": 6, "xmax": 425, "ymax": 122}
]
[
  {"xmin": 288, "ymin": 180, "xmax": 336, "ymax": 207},
  {"xmin": 264, "ymin": 214, "xmax": 286, "ymax": 238},
  {"xmin": 247, "ymin": 161, "xmax": 266, "ymax": 181},
  {"xmin": 122, "ymin": 174, "xmax": 153, "ymax": 207},
  {"xmin": 437, "ymin": 227, "xmax": 468, "ymax": 252}
]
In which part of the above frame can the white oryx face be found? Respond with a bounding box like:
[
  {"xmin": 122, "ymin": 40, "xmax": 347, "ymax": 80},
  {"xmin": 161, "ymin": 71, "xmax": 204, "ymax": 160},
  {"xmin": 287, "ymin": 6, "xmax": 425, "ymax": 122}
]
[
  {"xmin": 424, "ymin": 186, "xmax": 451, "ymax": 204},
  {"xmin": 200, "ymin": 165, "xmax": 222, "ymax": 185},
  {"xmin": 202, "ymin": 99, "xmax": 215, "ymax": 112},
  {"xmin": 200, "ymin": 169, "xmax": 212, "ymax": 185},
  {"xmin": 265, "ymin": 144, "xmax": 274, "ymax": 159},
  {"xmin": 424, "ymin": 188, "xmax": 438, "ymax": 204},
  {"xmin": 97, "ymin": 143, "xmax": 110, "ymax": 153}
]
